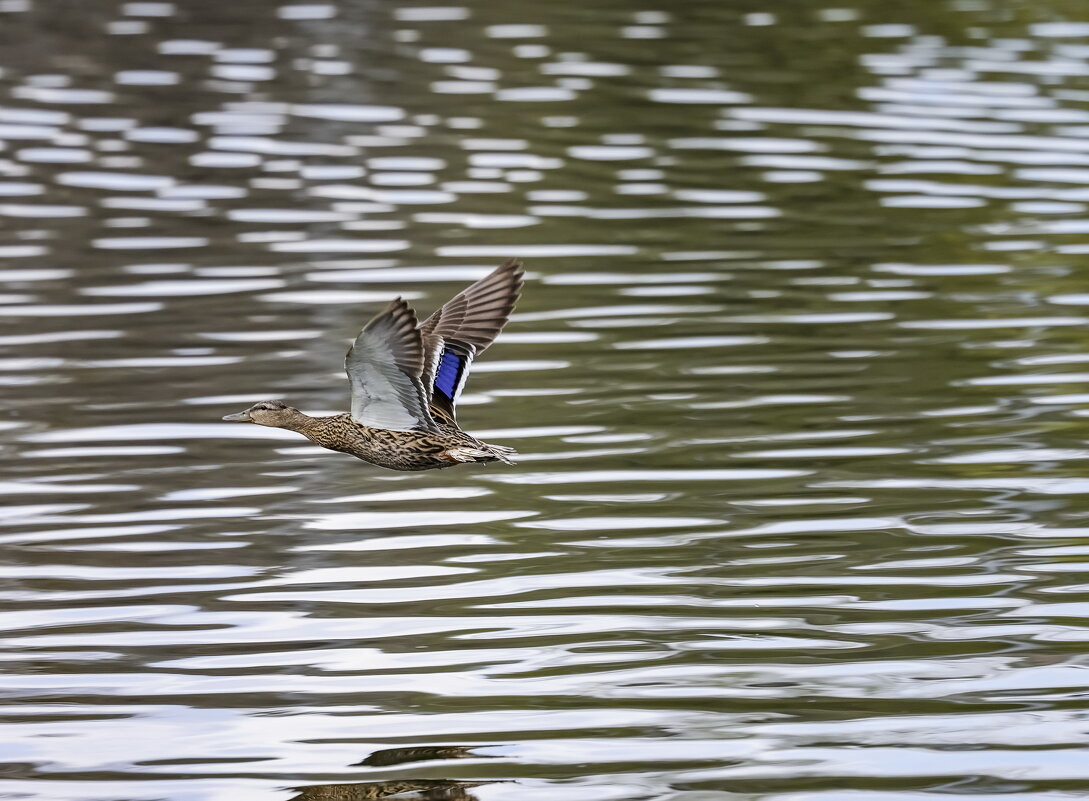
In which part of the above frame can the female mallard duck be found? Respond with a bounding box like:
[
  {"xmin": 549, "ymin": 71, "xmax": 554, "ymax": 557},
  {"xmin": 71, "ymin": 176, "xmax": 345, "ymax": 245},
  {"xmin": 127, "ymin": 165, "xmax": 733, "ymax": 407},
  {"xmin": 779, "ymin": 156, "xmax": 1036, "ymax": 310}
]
[{"xmin": 222, "ymin": 258, "xmax": 523, "ymax": 471}]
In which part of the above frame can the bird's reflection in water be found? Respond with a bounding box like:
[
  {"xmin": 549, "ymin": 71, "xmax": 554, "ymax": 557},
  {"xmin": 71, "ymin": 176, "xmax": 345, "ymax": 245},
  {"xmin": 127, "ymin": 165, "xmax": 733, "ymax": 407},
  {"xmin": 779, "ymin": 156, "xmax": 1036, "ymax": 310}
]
[
  {"xmin": 357, "ymin": 745, "xmax": 491, "ymax": 768},
  {"xmin": 289, "ymin": 746, "xmax": 501, "ymax": 800},
  {"xmin": 287, "ymin": 779, "xmax": 491, "ymax": 801}
]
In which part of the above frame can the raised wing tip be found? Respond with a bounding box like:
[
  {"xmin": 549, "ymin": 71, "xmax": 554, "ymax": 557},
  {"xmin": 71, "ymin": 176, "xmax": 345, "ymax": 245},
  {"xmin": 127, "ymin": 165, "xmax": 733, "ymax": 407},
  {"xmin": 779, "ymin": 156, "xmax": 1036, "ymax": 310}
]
[
  {"xmin": 372, "ymin": 296, "xmax": 418, "ymax": 324},
  {"xmin": 353, "ymin": 297, "xmax": 422, "ymax": 359},
  {"xmin": 495, "ymin": 258, "xmax": 525, "ymax": 298},
  {"xmin": 498, "ymin": 257, "xmax": 523, "ymax": 275}
]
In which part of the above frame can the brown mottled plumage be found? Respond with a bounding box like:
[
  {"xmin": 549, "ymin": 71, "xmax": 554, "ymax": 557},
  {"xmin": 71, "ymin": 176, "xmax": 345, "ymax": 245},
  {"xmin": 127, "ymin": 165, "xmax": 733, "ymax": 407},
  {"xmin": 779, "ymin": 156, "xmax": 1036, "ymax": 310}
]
[
  {"xmin": 356, "ymin": 744, "xmax": 486, "ymax": 767},
  {"xmin": 223, "ymin": 259, "xmax": 523, "ymax": 471},
  {"xmin": 288, "ymin": 779, "xmax": 490, "ymax": 801}
]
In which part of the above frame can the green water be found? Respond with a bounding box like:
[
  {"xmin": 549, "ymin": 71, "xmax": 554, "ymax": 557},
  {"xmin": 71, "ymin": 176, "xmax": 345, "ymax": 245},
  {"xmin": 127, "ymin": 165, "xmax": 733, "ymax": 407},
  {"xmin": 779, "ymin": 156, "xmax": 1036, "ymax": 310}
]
[{"xmin": 3, "ymin": 1, "xmax": 1089, "ymax": 799}]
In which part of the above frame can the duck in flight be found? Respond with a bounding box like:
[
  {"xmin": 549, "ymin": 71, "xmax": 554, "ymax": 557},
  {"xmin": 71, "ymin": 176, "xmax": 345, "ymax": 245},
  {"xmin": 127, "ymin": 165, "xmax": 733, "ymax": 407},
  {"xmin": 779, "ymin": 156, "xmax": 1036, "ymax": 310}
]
[{"xmin": 222, "ymin": 259, "xmax": 523, "ymax": 471}]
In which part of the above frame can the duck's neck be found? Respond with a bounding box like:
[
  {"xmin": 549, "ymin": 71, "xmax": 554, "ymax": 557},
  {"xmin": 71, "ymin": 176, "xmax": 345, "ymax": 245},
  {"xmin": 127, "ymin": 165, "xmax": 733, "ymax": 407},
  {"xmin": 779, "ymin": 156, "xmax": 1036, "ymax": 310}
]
[
  {"xmin": 278, "ymin": 409, "xmax": 322, "ymax": 435},
  {"xmin": 279, "ymin": 410, "xmax": 363, "ymax": 453}
]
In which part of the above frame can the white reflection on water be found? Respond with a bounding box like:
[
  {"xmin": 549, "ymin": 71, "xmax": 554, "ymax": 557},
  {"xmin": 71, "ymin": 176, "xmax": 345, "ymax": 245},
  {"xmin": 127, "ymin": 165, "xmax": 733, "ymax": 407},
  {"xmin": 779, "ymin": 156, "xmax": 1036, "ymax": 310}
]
[{"xmin": 6, "ymin": 2, "xmax": 1089, "ymax": 799}]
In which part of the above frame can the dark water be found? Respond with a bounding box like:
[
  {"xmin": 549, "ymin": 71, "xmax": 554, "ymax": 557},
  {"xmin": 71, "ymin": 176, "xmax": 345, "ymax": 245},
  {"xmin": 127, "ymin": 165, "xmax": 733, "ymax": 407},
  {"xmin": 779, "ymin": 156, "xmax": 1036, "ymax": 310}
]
[{"xmin": 4, "ymin": 1, "xmax": 1089, "ymax": 799}]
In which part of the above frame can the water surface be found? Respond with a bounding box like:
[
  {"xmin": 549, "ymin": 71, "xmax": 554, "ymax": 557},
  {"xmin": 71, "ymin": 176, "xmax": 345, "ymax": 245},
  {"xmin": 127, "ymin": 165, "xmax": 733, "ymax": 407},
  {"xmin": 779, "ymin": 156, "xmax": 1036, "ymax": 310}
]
[{"xmin": 3, "ymin": 1, "xmax": 1089, "ymax": 800}]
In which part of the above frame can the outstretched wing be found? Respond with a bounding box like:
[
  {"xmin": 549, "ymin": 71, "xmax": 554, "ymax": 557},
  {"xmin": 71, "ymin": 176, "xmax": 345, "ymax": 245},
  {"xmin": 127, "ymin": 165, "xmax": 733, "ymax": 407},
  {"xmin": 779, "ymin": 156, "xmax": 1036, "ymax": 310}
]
[
  {"xmin": 419, "ymin": 259, "xmax": 524, "ymax": 423},
  {"xmin": 345, "ymin": 298, "xmax": 439, "ymax": 432}
]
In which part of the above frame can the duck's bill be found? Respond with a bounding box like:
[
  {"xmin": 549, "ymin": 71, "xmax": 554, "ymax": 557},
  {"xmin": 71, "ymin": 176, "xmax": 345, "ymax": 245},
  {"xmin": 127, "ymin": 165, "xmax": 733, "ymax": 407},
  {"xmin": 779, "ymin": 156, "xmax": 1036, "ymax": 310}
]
[{"xmin": 222, "ymin": 410, "xmax": 252, "ymax": 422}]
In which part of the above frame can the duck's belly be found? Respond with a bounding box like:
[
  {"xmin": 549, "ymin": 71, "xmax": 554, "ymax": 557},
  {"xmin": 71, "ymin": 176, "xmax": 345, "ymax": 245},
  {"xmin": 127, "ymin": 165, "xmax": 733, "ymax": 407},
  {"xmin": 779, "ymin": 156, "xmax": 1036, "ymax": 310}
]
[
  {"xmin": 359, "ymin": 450, "xmax": 460, "ymax": 471},
  {"xmin": 330, "ymin": 431, "xmax": 463, "ymax": 471},
  {"xmin": 308, "ymin": 419, "xmax": 490, "ymax": 471}
]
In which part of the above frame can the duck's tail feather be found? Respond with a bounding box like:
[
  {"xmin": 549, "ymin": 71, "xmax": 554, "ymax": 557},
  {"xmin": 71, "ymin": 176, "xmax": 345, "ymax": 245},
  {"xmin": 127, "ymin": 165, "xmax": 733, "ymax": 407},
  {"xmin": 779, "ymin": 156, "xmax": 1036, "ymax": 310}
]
[
  {"xmin": 444, "ymin": 443, "xmax": 518, "ymax": 465},
  {"xmin": 486, "ymin": 443, "xmax": 517, "ymax": 465}
]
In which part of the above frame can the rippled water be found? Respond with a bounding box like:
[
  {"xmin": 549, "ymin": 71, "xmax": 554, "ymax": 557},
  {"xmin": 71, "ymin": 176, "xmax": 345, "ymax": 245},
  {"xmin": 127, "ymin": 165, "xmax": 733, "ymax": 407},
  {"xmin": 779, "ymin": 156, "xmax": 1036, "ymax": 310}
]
[{"xmin": 4, "ymin": 1, "xmax": 1089, "ymax": 799}]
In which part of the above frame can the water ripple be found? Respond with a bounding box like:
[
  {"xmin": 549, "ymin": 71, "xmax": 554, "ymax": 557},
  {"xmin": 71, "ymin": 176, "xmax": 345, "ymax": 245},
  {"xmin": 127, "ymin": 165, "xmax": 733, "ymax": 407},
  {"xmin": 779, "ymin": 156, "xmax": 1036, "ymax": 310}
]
[{"xmin": 3, "ymin": 4, "xmax": 1089, "ymax": 800}]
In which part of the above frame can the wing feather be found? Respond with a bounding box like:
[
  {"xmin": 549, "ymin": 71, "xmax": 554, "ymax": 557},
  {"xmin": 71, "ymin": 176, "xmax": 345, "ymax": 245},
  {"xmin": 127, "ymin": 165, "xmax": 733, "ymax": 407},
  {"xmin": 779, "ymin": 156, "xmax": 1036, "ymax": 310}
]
[
  {"xmin": 345, "ymin": 298, "xmax": 439, "ymax": 432},
  {"xmin": 420, "ymin": 259, "xmax": 523, "ymax": 421}
]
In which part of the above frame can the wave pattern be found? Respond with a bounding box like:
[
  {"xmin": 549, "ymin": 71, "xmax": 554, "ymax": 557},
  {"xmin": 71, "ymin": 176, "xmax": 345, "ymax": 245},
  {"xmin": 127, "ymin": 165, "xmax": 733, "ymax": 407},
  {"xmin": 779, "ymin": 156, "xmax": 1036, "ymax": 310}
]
[{"xmin": 3, "ymin": 2, "xmax": 1089, "ymax": 800}]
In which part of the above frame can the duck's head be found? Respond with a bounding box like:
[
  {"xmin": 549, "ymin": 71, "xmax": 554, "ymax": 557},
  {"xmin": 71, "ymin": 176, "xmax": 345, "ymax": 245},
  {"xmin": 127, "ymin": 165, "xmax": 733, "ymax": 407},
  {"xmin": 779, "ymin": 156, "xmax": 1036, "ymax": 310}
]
[{"xmin": 222, "ymin": 400, "xmax": 299, "ymax": 427}]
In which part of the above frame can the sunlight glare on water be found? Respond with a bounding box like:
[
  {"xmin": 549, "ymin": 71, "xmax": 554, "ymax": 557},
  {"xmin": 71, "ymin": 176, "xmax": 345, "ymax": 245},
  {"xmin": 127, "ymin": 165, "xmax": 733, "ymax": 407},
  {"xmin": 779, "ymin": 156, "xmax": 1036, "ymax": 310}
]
[{"xmin": 3, "ymin": 1, "xmax": 1089, "ymax": 799}]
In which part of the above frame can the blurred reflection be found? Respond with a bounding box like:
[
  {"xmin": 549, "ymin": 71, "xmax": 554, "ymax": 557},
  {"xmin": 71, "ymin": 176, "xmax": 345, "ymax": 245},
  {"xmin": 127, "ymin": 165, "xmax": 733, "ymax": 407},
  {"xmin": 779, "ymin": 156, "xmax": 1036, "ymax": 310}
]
[
  {"xmin": 5, "ymin": 0, "xmax": 1089, "ymax": 800},
  {"xmin": 288, "ymin": 779, "xmax": 489, "ymax": 801},
  {"xmin": 357, "ymin": 745, "xmax": 490, "ymax": 767}
]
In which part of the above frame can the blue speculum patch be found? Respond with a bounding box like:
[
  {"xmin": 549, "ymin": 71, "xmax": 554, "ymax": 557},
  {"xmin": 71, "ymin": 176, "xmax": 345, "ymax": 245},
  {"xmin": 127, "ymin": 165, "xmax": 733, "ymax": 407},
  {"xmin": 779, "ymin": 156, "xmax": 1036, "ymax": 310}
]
[{"xmin": 434, "ymin": 350, "xmax": 464, "ymax": 399}]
